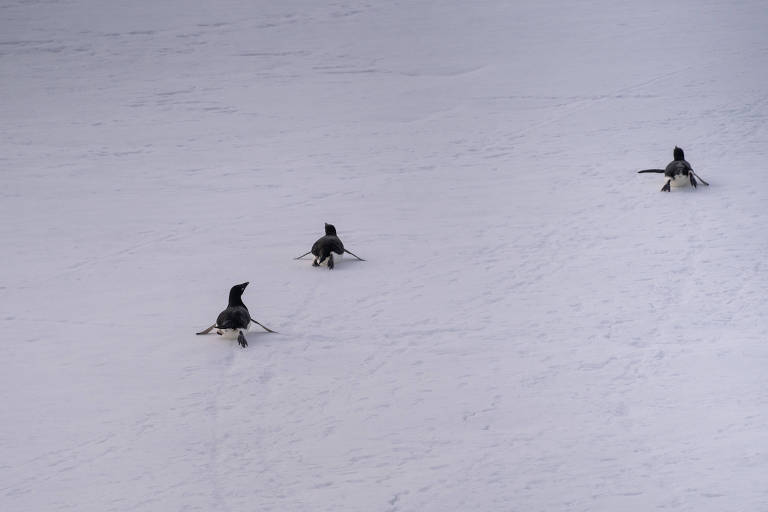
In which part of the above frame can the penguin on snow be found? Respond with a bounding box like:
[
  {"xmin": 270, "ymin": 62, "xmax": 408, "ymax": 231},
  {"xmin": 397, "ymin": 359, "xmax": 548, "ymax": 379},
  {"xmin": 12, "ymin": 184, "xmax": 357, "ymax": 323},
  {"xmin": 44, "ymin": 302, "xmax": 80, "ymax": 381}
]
[
  {"xmin": 196, "ymin": 282, "xmax": 276, "ymax": 347},
  {"xmin": 294, "ymin": 223, "xmax": 365, "ymax": 269},
  {"xmin": 638, "ymin": 146, "xmax": 709, "ymax": 192}
]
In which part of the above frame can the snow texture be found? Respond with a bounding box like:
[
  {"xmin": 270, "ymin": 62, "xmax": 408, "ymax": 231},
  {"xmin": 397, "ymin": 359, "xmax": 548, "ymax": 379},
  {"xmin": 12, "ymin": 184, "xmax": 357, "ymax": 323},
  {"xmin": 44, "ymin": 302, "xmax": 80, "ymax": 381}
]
[{"xmin": 2, "ymin": 1, "xmax": 768, "ymax": 510}]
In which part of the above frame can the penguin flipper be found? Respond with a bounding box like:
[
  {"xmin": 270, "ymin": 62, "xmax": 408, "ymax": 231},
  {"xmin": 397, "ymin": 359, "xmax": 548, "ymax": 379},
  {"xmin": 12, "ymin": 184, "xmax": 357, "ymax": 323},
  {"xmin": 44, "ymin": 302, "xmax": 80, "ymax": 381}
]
[
  {"xmin": 638, "ymin": 169, "xmax": 666, "ymax": 174},
  {"xmin": 328, "ymin": 253, "xmax": 335, "ymax": 270},
  {"xmin": 690, "ymin": 173, "xmax": 698, "ymax": 188},
  {"xmin": 693, "ymin": 171, "xmax": 710, "ymax": 186},
  {"xmin": 344, "ymin": 249, "xmax": 366, "ymax": 261},
  {"xmin": 196, "ymin": 324, "xmax": 216, "ymax": 335},
  {"xmin": 237, "ymin": 331, "xmax": 248, "ymax": 348},
  {"xmin": 250, "ymin": 317, "xmax": 278, "ymax": 333},
  {"xmin": 661, "ymin": 179, "xmax": 671, "ymax": 192}
]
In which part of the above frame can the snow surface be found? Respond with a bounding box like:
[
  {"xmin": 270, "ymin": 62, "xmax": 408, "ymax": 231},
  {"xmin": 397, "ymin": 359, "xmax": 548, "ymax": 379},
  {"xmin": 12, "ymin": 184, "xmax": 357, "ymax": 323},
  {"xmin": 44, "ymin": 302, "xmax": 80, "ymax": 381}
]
[{"xmin": 2, "ymin": 1, "xmax": 768, "ymax": 510}]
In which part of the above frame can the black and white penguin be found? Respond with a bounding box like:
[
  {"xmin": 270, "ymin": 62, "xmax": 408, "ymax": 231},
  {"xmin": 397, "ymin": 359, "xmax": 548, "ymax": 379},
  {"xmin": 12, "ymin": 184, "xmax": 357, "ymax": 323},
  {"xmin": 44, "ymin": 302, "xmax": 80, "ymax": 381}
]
[
  {"xmin": 196, "ymin": 282, "xmax": 277, "ymax": 346},
  {"xmin": 312, "ymin": 223, "xmax": 345, "ymax": 269},
  {"xmin": 294, "ymin": 223, "xmax": 366, "ymax": 267},
  {"xmin": 213, "ymin": 282, "xmax": 251, "ymax": 347},
  {"xmin": 638, "ymin": 147, "xmax": 708, "ymax": 191}
]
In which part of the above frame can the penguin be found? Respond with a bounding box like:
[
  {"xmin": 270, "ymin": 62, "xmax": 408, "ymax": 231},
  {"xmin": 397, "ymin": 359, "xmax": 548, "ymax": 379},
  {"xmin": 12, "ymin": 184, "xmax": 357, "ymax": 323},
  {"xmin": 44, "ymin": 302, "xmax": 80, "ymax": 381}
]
[
  {"xmin": 638, "ymin": 147, "xmax": 708, "ymax": 192},
  {"xmin": 196, "ymin": 282, "xmax": 277, "ymax": 347},
  {"xmin": 312, "ymin": 223, "xmax": 345, "ymax": 269},
  {"xmin": 294, "ymin": 223, "xmax": 366, "ymax": 269}
]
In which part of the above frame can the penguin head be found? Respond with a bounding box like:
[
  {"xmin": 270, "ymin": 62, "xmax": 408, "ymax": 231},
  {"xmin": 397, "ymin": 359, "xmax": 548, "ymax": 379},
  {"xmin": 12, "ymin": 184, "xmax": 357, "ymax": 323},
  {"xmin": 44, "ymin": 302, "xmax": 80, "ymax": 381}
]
[
  {"xmin": 228, "ymin": 282, "xmax": 249, "ymax": 305},
  {"xmin": 673, "ymin": 146, "xmax": 685, "ymax": 161},
  {"xmin": 324, "ymin": 223, "xmax": 337, "ymax": 236}
]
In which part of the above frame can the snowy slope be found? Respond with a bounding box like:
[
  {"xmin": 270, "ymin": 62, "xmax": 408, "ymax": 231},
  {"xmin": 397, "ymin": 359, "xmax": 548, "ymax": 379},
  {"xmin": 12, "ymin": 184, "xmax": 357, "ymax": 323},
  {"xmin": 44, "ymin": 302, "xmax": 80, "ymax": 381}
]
[{"xmin": 2, "ymin": 1, "xmax": 768, "ymax": 510}]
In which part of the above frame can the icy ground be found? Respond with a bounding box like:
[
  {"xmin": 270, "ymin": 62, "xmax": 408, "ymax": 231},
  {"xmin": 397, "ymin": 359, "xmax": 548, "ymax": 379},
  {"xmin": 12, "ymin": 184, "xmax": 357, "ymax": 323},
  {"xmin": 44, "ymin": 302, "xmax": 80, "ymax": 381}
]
[{"xmin": 2, "ymin": 1, "xmax": 768, "ymax": 510}]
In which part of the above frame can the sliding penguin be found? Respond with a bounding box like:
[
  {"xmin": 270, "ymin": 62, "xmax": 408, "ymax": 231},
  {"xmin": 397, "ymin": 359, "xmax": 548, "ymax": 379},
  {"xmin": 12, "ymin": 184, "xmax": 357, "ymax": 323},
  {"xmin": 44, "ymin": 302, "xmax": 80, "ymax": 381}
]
[
  {"xmin": 196, "ymin": 282, "xmax": 277, "ymax": 347},
  {"xmin": 638, "ymin": 146, "xmax": 709, "ymax": 192},
  {"xmin": 312, "ymin": 223, "xmax": 345, "ymax": 269},
  {"xmin": 294, "ymin": 223, "xmax": 366, "ymax": 269}
]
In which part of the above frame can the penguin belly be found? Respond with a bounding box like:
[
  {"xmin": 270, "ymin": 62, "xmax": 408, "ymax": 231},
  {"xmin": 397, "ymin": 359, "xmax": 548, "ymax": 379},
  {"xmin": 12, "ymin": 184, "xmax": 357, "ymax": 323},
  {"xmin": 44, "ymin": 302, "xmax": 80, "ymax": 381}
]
[
  {"xmin": 216, "ymin": 326, "xmax": 249, "ymax": 339},
  {"xmin": 668, "ymin": 174, "xmax": 692, "ymax": 188}
]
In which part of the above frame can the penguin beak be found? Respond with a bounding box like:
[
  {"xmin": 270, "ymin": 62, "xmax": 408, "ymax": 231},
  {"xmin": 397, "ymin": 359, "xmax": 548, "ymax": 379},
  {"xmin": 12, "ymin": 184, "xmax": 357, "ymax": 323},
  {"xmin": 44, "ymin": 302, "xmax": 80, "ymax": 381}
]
[{"xmin": 240, "ymin": 282, "xmax": 249, "ymax": 289}]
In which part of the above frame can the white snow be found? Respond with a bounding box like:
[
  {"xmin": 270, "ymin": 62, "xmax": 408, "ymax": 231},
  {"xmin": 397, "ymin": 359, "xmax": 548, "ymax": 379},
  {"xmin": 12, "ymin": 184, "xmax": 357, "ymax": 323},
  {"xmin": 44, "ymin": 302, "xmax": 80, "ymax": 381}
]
[{"xmin": 2, "ymin": 0, "xmax": 768, "ymax": 510}]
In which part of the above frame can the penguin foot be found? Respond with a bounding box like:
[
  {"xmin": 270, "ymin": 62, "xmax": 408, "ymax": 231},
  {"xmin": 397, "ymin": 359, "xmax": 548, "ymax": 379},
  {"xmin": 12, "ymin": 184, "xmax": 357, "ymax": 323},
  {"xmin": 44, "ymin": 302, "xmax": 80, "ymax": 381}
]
[
  {"xmin": 661, "ymin": 180, "xmax": 671, "ymax": 192},
  {"xmin": 237, "ymin": 331, "xmax": 248, "ymax": 348},
  {"xmin": 312, "ymin": 259, "xmax": 319, "ymax": 267},
  {"xmin": 328, "ymin": 255, "xmax": 334, "ymax": 270}
]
